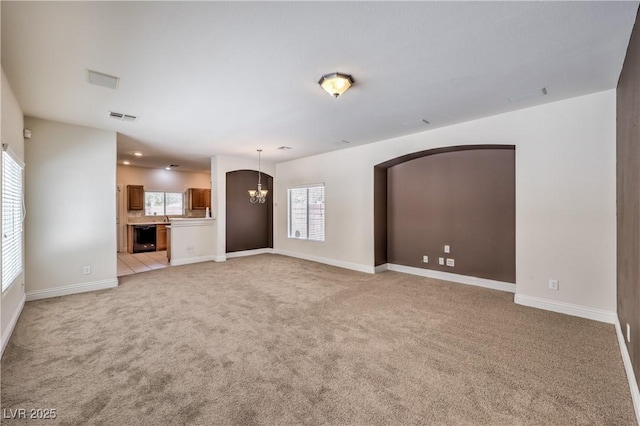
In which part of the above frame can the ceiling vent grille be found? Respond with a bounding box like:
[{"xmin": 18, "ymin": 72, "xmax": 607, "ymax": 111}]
[{"xmin": 109, "ymin": 111, "xmax": 138, "ymax": 122}]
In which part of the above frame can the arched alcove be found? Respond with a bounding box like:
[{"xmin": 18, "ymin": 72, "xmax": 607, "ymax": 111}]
[
  {"xmin": 225, "ymin": 170, "xmax": 273, "ymax": 253},
  {"xmin": 374, "ymin": 145, "xmax": 515, "ymax": 283}
]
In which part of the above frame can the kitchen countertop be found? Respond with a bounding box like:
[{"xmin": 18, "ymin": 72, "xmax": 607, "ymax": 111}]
[{"xmin": 126, "ymin": 222, "xmax": 169, "ymax": 226}]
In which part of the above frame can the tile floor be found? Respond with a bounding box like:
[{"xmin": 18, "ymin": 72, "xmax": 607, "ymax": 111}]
[{"xmin": 117, "ymin": 251, "xmax": 169, "ymax": 277}]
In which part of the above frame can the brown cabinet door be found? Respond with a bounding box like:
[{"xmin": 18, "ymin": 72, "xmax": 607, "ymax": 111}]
[
  {"xmin": 156, "ymin": 224, "xmax": 167, "ymax": 250},
  {"xmin": 188, "ymin": 188, "xmax": 208, "ymax": 210},
  {"xmin": 204, "ymin": 189, "xmax": 211, "ymax": 209},
  {"xmin": 127, "ymin": 185, "xmax": 144, "ymax": 210}
]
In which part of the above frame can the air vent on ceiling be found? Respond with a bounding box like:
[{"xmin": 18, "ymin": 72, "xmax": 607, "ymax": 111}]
[
  {"xmin": 88, "ymin": 69, "xmax": 119, "ymax": 90},
  {"xmin": 109, "ymin": 111, "xmax": 138, "ymax": 122},
  {"xmin": 277, "ymin": 146, "xmax": 292, "ymax": 150},
  {"xmin": 508, "ymin": 87, "xmax": 548, "ymax": 103}
]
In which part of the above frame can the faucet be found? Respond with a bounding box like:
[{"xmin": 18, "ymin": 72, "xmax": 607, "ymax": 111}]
[{"xmin": 164, "ymin": 215, "xmax": 169, "ymax": 223}]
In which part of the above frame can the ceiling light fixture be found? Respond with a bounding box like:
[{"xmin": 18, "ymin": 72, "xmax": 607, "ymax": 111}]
[
  {"xmin": 248, "ymin": 149, "xmax": 268, "ymax": 204},
  {"xmin": 165, "ymin": 166, "xmax": 171, "ymax": 170},
  {"xmin": 318, "ymin": 72, "xmax": 354, "ymax": 98},
  {"xmin": 122, "ymin": 160, "xmax": 131, "ymax": 165},
  {"xmin": 133, "ymin": 152, "xmax": 143, "ymax": 157}
]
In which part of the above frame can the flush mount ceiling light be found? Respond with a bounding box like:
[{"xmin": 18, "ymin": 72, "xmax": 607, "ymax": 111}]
[
  {"xmin": 122, "ymin": 160, "xmax": 131, "ymax": 165},
  {"xmin": 248, "ymin": 149, "xmax": 268, "ymax": 204},
  {"xmin": 133, "ymin": 152, "xmax": 143, "ymax": 157},
  {"xmin": 318, "ymin": 72, "xmax": 354, "ymax": 98}
]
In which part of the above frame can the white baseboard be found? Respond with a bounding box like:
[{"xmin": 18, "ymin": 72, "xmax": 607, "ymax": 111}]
[
  {"xmin": 170, "ymin": 254, "xmax": 218, "ymax": 266},
  {"xmin": 26, "ymin": 278, "xmax": 118, "ymax": 302},
  {"xmin": 386, "ymin": 263, "xmax": 516, "ymax": 293},
  {"xmin": 226, "ymin": 248, "xmax": 274, "ymax": 259},
  {"xmin": 274, "ymin": 249, "xmax": 375, "ymax": 274},
  {"xmin": 514, "ymin": 294, "xmax": 616, "ymax": 324},
  {"xmin": 1, "ymin": 292, "xmax": 26, "ymax": 357},
  {"xmin": 615, "ymin": 318, "xmax": 640, "ymax": 424},
  {"xmin": 374, "ymin": 263, "xmax": 389, "ymax": 273},
  {"xmin": 214, "ymin": 255, "xmax": 227, "ymax": 262}
]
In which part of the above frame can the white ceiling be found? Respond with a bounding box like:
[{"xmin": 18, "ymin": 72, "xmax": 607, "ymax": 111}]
[{"xmin": 2, "ymin": 1, "xmax": 638, "ymax": 172}]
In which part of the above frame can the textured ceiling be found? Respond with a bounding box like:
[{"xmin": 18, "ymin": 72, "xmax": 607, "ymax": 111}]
[{"xmin": 2, "ymin": 1, "xmax": 638, "ymax": 171}]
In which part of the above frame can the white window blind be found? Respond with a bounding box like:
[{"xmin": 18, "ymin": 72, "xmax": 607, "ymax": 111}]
[
  {"xmin": 287, "ymin": 185, "xmax": 325, "ymax": 242},
  {"xmin": 2, "ymin": 145, "xmax": 24, "ymax": 292}
]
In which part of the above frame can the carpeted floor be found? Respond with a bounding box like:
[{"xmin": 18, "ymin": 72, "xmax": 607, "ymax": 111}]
[{"xmin": 1, "ymin": 254, "xmax": 636, "ymax": 425}]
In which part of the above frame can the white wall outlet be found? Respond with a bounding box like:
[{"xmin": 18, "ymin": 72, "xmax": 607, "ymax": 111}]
[
  {"xmin": 438, "ymin": 257, "xmax": 445, "ymax": 265},
  {"xmin": 627, "ymin": 323, "xmax": 631, "ymax": 343},
  {"xmin": 422, "ymin": 255, "xmax": 429, "ymax": 263},
  {"xmin": 83, "ymin": 265, "xmax": 91, "ymax": 275},
  {"xmin": 446, "ymin": 258, "xmax": 455, "ymax": 267},
  {"xmin": 444, "ymin": 245, "xmax": 450, "ymax": 253},
  {"xmin": 548, "ymin": 279, "xmax": 559, "ymax": 290}
]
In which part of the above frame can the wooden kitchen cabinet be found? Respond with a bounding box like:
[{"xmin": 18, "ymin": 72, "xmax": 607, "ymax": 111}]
[
  {"xmin": 188, "ymin": 188, "xmax": 211, "ymax": 210},
  {"xmin": 156, "ymin": 224, "xmax": 167, "ymax": 250},
  {"xmin": 127, "ymin": 185, "xmax": 144, "ymax": 211}
]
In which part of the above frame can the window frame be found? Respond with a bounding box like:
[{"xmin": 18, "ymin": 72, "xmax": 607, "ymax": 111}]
[
  {"xmin": 144, "ymin": 191, "xmax": 184, "ymax": 216},
  {"xmin": 287, "ymin": 184, "xmax": 325, "ymax": 242},
  {"xmin": 2, "ymin": 144, "xmax": 25, "ymax": 293}
]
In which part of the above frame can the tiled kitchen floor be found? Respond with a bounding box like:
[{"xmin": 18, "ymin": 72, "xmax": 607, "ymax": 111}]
[{"xmin": 117, "ymin": 251, "xmax": 169, "ymax": 277}]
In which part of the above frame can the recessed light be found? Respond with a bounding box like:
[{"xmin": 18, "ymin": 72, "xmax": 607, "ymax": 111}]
[
  {"xmin": 122, "ymin": 160, "xmax": 131, "ymax": 165},
  {"xmin": 165, "ymin": 167, "xmax": 171, "ymax": 171},
  {"xmin": 133, "ymin": 152, "xmax": 143, "ymax": 157}
]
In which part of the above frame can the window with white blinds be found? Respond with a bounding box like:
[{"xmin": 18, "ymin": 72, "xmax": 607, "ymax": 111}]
[
  {"xmin": 2, "ymin": 146, "xmax": 24, "ymax": 292},
  {"xmin": 287, "ymin": 185, "xmax": 325, "ymax": 242}
]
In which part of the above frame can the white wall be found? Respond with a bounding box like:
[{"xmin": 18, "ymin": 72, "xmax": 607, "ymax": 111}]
[
  {"xmin": 24, "ymin": 117, "xmax": 118, "ymax": 300},
  {"xmin": 211, "ymin": 155, "xmax": 275, "ymax": 259},
  {"xmin": 117, "ymin": 165, "xmax": 210, "ymax": 193},
  {"xmin": 276, "ymin": 90, "xmax": 617, "ymax": 314},
  {"xmin": 1, "ymin": 68, "xmax": 26, "ymax": 353}
]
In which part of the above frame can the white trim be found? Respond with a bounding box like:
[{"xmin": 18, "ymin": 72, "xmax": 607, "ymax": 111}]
[
  {"xmin": 26, "ymin": 278, "xmax": 118, "ymax": 301},
  {"xmin": 170, "ymin": 254, "xmax": 218, "ymax": 266},
  {"xmin": 1, "ymin": 292, "xmax": 25, "ymax": 356},
  {"xmin": 374, "ymin": 263, "xmax": 389, "ymax": 273},
  {"xmin": 274, "ymin": 249, "xmax": 375, "ymax": 274},
  {"xmin": 514, "ymin": 294, "xmax": 616, "ymax": 324},
  {"xmin": 215, "ymin": 255, "xmax": 227, "ymax": 262},
  {"xmin": 615, "ymin": 318, "xmax": 640, "ymax": 424},
  {"xmin": 169, "ymin": 218, "xmax": 215, "ymax": 227},
  {"xmin": 226, "ymin": 248, "xmax": 274, "ymax": 259},
  {"xmin": 387, "ymin": 263, "xmax": 516, "ymax": 293}
]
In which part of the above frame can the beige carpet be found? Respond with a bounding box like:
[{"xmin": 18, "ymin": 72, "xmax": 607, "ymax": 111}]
[{"xmin": 1, "ymin": 254, "xmax": 636, "ymax": 425}]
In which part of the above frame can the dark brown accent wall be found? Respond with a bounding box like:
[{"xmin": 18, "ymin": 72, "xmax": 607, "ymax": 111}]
[
  {"xmin": 617, "ymin": 7, "xmax": 640, "ymax": 390},
  {"xmin": 384, "ymin": 147, "xmax": 515, "ymax": 283},
  {"xmin": 226, "ymin": 170, "xmax": 273, "ymax": 253}
]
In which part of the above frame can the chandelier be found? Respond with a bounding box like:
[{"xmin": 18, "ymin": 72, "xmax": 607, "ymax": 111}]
[{"xmin": 248, "ymin": 149, "xmax": 268, "ymax": 204}]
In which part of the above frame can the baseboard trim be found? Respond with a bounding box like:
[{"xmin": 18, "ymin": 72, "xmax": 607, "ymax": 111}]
[
  {"xmin": 214, "ymin": 255, "xmax": 227, "ymax": 262},
  {"xmin": 26, "ymin": 278, "xmax": 118, "ymax": 302},
  {"xmin": 374, "ymin": 263, "xmax": 389, "ymax": 273},
  {"xmin": 226, "ymin": 248, "xmax": 274, "ymax": 259},
  {"xmin": 171, "ymin": 254, "xmax": 218, "ymax": 267},
  {"xmin": 514, "ymin": 294, "xmax": 616, "ymax": 324},
  {"xmin": 1, "ymin": 292, "xmax": 26, "ymax": 357},
  {"xmin": 274, "ymin": 249, "xmax": 375, "ymax": 274},
  {"xmin": 615, "ymin": 318, "xmax": 640, "ymax": 424},
  {"xmin": 386, "ymin": 263, "xmax": 515, "ymax": 293}
]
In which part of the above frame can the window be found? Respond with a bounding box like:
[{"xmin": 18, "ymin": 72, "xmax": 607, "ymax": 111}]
[
  {"xmin": 2, "ymin": 145, "xmax": 24, "ymax": 292},
  {"xmin": 145, "ymin": 191, "xmax": 183, "ymax": 216},
  {"xmin": 288, "ymin": 185, "xmax": 325, "ymax": 241}
]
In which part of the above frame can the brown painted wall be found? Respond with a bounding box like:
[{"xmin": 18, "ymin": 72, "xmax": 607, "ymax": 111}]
[
  {"xmin": 387, "ymin": 148, "xmax": 515, "ymax": 283},
  {"xmin": 226, "ymin": 170, "xmax": 273, "ymax": 253},
  {"xmin": 617, "ymin": 8, "xmax": 640, "ymax": 389},
  {"xmin": 374, "ymin": 166, "xmax": 388, "ymax": 266}
]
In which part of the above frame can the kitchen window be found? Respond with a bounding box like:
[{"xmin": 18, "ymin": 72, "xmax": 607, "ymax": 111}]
[
  {"xmin": 287, "ymin": 184, "xmax": 325, "ymax": 242},
  {"xmin": 145, "ymin": 191, "xmax": 183, "ymax": 216},
  {"xmin": 2, "ymin": 144, "xmax": 24, "ymax": 292}
]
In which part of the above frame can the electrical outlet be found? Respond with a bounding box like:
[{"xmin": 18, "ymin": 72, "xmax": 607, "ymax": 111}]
[
  {"xmin": 438, "ymin": 257, "xmax": 445, "ymax": 265},
  {"xmin": 444, "ymin": 245, "xmax": 450, "ymax": 253},
  {"xmin": 446, "ymin": 258, "xmax": 455, "ymax": 267},
  {"xmin": 627, "ymin": 323, "xmax": 631, "ymax": 343},
  {"xmin": 422, "ymin": 255, "xmax": 429, "ymax": 263},
  {"xmin": 548, "ymin": 279, "xmax": 559, "ymax": 291},
  {"xmin": 83, "ymin": 265, "xmax": 91, "ymax": 275}
]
